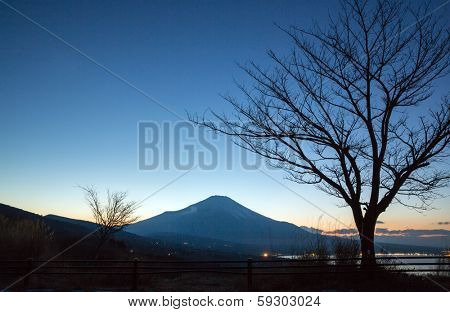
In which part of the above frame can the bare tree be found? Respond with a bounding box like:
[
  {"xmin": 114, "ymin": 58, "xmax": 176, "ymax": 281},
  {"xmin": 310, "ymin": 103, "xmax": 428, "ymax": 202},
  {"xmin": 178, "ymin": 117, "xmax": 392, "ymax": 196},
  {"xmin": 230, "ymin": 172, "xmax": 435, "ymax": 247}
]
[
  {"xmin": 81, "ymin": 186, "xmax": 139, "ymax": 258},
  {"xmin": 193, "ymin": 0, "xmax": 449, "ymax": 263}
]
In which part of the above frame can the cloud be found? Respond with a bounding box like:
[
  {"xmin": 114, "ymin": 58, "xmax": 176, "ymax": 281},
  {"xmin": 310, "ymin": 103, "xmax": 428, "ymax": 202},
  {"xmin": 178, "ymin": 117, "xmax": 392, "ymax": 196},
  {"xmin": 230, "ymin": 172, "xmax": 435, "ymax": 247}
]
[
  {"xmin": 376, "ymin": 228, "xmax": 450, "ymax": 237},
  {"xmin": 299, "ymin": 226, "xmax": 323, "ymax": 234},
  {"xmin": 438, "ymin": 221, "xmax": 449, "ymax": 225},
  {"xmin": 376, "ymin": 228, "xmax": 405, "ymax": 236},
  {"xmin": 322, "ymin": 227, "xmax": 450, "ymax": 238},
  {"xmin": 418, "ymin": 234, "xmax": 447, "ymax": 238},
  {"xmin": 323, "ymin": 229, "xmax": 358, "ymax": 236}
]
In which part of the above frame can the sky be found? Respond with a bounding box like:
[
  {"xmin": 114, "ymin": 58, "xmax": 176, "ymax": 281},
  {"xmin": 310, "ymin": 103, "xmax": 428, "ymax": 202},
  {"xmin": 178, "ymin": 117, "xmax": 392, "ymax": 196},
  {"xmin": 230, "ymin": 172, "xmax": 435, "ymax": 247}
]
[{"xmin": 0, "ymin": 0, "xmax": 449, "ymax": 231}]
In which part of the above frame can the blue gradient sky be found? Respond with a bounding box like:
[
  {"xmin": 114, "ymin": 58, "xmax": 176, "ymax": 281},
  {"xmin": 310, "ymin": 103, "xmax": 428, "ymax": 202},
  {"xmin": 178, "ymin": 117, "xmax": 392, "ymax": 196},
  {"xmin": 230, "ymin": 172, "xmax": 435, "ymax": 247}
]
[{"xmin": 0, "ymin": 0, "xmax": 449, "ymax": 230}]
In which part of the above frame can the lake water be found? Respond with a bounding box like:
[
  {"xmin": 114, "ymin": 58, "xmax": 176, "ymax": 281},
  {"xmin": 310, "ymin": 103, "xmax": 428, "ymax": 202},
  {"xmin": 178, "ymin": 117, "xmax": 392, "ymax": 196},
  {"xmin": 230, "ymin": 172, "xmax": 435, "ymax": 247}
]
[{"xmin": 279, "ymin": 253, "xmax": 450, "ymax": 275}]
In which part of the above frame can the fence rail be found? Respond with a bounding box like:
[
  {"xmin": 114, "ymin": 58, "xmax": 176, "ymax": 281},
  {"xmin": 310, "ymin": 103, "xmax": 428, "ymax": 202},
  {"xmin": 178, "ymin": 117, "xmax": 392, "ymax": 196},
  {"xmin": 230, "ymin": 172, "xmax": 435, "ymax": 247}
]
[{"xmin": 1, "ymin": 256, "xmax": 449, "ymax": 290}]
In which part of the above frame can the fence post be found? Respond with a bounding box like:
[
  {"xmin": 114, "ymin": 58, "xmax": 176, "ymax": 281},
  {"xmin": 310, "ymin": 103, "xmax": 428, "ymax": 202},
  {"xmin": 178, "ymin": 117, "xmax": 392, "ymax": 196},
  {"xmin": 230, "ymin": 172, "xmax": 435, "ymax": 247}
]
[
  {"xmin": 132, "ymin": 258, "xmax": 138, "ymax": 291},
  {"xmin": 24, "ymin": 258, "xmax": 33, "ymax": 290},
  {"xmin": 247, "ymin": 258, "xmax": 253, "ymax": 291}
]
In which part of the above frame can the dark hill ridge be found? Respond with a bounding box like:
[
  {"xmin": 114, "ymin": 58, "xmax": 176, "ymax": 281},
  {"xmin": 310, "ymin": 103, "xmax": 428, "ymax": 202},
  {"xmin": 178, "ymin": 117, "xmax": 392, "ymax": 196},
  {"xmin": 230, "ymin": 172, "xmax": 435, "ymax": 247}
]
[
  {"xmin": 127, "ymin": 195, "xmax": 315, "ymax": 252},
  {"xmin": 45, "ymin": 214, "xmax": 98, "ymax": 230},
  {"xmin": 0, "ymin": 202, "xmax": 42, "ymax": 221}
]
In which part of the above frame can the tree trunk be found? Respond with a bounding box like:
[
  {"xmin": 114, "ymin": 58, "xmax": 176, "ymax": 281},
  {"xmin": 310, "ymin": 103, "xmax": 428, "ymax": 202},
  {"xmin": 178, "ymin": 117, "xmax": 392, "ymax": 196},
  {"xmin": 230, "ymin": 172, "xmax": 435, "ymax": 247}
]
[
  {"xmin": 94, "ymin": 237, "xmax": 108, "ymax": 260},
  {"xmin": 360, "ymin": 217, "xmax": 376, "ymax": 267}
]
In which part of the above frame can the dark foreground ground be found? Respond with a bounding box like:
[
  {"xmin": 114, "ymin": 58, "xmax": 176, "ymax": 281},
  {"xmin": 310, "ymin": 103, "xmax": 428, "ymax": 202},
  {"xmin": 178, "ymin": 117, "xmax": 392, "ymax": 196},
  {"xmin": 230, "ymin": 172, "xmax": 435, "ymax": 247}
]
[{"xmin": 1, "ymin": 270, "xmax": 449, "ymax": 292}]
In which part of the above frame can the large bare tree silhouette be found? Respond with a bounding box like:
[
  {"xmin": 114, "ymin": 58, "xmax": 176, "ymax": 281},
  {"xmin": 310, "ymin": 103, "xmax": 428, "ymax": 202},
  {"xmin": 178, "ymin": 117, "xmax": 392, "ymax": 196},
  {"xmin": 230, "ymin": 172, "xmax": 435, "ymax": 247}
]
[{"xmin": 193, "ymin": 0, "xmax": 449, "ymax": 263}]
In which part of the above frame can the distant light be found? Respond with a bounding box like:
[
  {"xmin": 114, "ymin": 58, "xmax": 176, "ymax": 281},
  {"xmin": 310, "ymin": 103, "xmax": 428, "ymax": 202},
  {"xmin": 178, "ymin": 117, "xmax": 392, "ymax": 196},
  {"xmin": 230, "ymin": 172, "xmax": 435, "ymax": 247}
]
[{"xmin": 263, "ymin": 252, "xmax": 269, "ymax": 257}]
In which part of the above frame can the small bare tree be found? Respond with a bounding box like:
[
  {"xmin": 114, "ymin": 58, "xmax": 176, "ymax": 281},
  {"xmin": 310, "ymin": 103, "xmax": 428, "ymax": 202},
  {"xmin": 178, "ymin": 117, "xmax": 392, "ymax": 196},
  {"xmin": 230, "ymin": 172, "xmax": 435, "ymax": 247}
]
[
  {"xmin": 193, "ymin": 0, "xmax": 449, "ymax": 264},
  {"xmin": 81, "ymin": 186, "xmax": 139, "ymax": 258}
]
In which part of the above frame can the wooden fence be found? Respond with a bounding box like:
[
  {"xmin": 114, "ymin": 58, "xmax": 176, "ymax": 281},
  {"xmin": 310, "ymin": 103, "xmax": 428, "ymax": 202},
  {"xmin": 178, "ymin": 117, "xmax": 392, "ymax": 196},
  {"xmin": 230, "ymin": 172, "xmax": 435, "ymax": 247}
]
[{"xmin": 1, "ymin": 256, "xmax": 449, "ymax": 291}]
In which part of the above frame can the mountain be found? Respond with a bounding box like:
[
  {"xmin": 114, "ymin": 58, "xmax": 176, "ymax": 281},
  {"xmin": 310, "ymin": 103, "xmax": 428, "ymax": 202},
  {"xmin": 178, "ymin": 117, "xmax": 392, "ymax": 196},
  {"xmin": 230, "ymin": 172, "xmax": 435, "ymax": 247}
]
[
  {"xmin": 2, "ymin": 199, "xmax": 445, "ymax": 257},
  {"xmin": 127, "ymin": 195, "xmax": 316, "ymax": 254},
  {"xmin": 0, "ymin": 202, "xmax": 253, "ymax": 260},
  {"xmin": 126, "ymin": 196, "xmax": 446, "ymax": 254}
]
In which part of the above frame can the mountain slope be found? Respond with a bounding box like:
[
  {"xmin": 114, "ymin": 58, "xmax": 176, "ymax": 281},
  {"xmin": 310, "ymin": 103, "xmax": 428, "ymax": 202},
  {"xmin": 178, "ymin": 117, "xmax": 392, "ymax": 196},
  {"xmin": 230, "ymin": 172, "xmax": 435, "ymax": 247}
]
[
  {"xmin": 45, "ymin": 214, "xmax": 98, "ymax": 231},
  {"xmin": 127, "ymin": 196, "xmax": 315, "ymax": 253},
  {"xmin": 0, "ymin": 203, "xmax": 42, "ymax": 221},
  {"xmin": 1, "ymin": 203, "xmax": 242, "ymax": 260}
]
